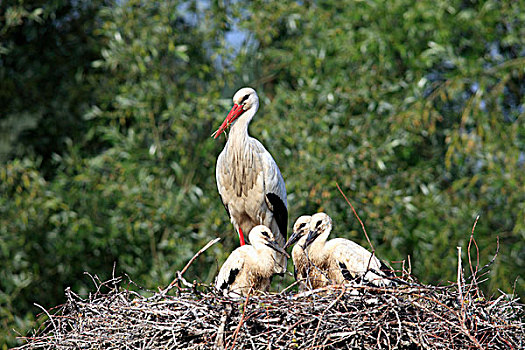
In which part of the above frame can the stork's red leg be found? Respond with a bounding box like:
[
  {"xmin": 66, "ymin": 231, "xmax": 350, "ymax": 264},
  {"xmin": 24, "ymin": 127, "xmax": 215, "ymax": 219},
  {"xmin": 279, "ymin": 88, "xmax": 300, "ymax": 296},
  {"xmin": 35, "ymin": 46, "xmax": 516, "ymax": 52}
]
[{"xmin": 238, "ymin": 227, "xmax": 246, "ymax": 246}]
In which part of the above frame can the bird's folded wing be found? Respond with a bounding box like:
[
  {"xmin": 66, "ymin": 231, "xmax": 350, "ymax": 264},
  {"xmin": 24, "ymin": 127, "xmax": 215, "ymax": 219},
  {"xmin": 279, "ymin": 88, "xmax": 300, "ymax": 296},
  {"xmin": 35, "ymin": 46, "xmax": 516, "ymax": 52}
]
[{"xmin": 216, "ymin": 249, "xmax": 245, "ymax": 291}]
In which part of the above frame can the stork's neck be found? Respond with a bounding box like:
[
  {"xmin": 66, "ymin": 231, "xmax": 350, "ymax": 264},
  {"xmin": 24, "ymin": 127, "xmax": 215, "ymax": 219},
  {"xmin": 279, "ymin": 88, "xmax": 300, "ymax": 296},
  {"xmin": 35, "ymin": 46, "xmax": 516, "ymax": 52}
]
[
  {"xmin": 299, "ymin": 235, "xmax": 308, "ymax": 248},
  {"xmin": 228, "ymin": 103, "xmax": 258, "ymax": 143},
  {"xmin": 294, "ymin": 235, "xmax": 309, "ymax": 261},
  {"xmin": 310, "ymin": 228, "xmax": 331, "ymax": 261},
  {"xmin": 253, "ymin": 243, "xmax": 276, "ymax": 274}
]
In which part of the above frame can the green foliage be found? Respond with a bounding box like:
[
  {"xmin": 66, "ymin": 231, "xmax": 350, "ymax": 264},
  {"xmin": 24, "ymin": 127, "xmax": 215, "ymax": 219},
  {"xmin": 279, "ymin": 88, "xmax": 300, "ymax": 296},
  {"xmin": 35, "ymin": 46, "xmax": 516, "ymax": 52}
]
[
  {"xmin": 0, "ymin": 0, "xmax": 107, "ymax": 174},
  {"xmin": 1, "ymin": 0, "xmax": 523, "ymax": 346}
]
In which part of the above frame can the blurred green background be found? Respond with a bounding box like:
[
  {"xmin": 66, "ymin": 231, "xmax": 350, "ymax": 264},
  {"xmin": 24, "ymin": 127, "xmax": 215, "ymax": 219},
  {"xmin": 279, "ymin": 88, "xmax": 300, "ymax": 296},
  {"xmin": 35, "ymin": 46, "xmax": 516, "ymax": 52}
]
[{"xmin": 1, "ymin": 0, "xmax": 523, "ymax": 347}]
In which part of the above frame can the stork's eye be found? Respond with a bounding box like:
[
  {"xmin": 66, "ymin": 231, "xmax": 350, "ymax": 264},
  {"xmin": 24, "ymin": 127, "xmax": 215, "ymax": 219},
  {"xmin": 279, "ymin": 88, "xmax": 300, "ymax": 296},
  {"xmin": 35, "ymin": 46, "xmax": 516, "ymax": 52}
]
[
  {"xmin": 315, "ymin": 221, "xmax": 322, "ymax": 228},
  {"xmin": 261, "ymin": 231, "xmax": 270, "ymax": 239},
  {"xmin": 298, "ymin": 223, "xmax": 306, "ymax": 229},
  {"xmin": 240, "ymin": 94, "xmax": 249, "ymax": 104}
]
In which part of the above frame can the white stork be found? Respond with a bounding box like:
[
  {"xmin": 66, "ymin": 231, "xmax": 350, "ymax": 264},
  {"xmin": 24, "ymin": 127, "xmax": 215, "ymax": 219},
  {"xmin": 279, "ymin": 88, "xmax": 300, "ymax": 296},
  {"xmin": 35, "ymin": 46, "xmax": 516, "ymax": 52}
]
[
  {"xmin": 215, "ymin": 225, "xmax": 290, "ymax": 297},
  {"xmin": 214, "ymin": 87, "xmax": 288, "ymax": 272},
  {"xmin": 303, "ymin": 213, "xmax": 396, "ymax": 287},
  {"xmin": 284, "ymin": 215, "xmax": 330, "ymax": 290}
]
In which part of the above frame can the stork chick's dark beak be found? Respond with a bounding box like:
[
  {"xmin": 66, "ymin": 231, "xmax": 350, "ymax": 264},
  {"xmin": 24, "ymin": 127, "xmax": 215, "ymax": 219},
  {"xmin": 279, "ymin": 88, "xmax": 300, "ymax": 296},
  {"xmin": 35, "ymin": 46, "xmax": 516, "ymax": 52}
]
[
  {"xmin": 284, "ymin": 230, "xmax": 302, "ymax": 250},
  {"xmin": 304, "ymin": 229, "xmax": 320, "ymax": 248},
  {"xmin": 213, "ymin": 103, "xmax": 245, "ymax": 139},
  {"xmin": 265, "ymin": 240, "xmax": 290, "ymax": 259}
]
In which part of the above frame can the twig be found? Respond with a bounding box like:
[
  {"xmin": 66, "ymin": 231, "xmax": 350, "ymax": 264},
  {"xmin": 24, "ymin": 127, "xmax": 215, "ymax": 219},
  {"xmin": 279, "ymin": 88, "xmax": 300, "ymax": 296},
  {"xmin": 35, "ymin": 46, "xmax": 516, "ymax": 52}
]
[
  {"xmin": 336, "ymin": 182, "xmax": 374, "ymax": 252},
  {"xmin": 33, "ymin": 303, "xmax": 59, "ymax": 344},
  {"xmin": 336, "ymin": 182, "xmax": 378, "ymax": 273},
  {"xmin": 279, "ymin": 279, "xmax": 301, "ymax": 295},
  {"xmin": 467, "ymin": 215, "xmax": 481, "ymax": 298},
  {"xmin": 457, "ymin": 246, "xmax": 484, "ymax": 349},
  {"xmin": 312, "ymin": 288, "xmax": 346, "ymax": 346},
  {"xmin": 466, "ymin": 236, "xmax": 500, "ymax": 282},
  {"xmin": 215, "ymin": 304, "xmax": 231, "ymax": 349},
  {"xmin": 181, "ymin": 237, "xmax": 221, "ymax": 276},
  {"xmin": 160, "ymin": 237, "xmax": 220, "ymax": 295},
  {"xmin": 227, "ymin": 287, "xmax": 253, "ymax": 350},
  {"xmin": 457, "ymin": 246, "xmax": 463, "ymax": 304}
]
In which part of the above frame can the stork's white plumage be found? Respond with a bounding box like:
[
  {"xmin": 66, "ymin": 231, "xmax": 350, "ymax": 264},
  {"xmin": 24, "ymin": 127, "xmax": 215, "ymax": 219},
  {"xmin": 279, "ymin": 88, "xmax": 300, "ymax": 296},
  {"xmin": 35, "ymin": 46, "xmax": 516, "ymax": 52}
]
[
  {"xmin": 215, "ymin": 225, "xmax": 289, "ymax": 297},
  {"xmin": 214, "ymin": 87, "xmax": 288, "ymax": 272},
  {"xmin": 304, "ymin": 213, "xmax": 396, "ymax": 287},
  {"xmin": 284, "ymin": 215, "xmax": 329, "ymax": 290}
]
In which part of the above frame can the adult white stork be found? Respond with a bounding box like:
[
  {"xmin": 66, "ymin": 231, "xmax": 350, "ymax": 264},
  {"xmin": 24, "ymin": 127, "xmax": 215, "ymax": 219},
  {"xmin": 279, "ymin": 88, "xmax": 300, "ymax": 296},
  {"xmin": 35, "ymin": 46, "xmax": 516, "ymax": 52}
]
[
  {"xmin": 214, "ymin": 88, "xmax": 288, "ymax": 263},
  {"xmin": 215, "ymin": 225, "xmax": 290, "ymax": 297},
  {"xmin": 304, "ymin": 213, "xmax": 397, "ymax": 287}
]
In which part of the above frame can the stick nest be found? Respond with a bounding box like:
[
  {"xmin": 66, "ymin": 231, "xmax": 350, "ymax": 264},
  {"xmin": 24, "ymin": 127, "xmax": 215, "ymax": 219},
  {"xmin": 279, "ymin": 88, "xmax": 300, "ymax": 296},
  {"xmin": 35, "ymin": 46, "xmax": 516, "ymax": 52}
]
[{"xmin": 15, "ymin": 272, "xmax": 524, "ymax": 350}]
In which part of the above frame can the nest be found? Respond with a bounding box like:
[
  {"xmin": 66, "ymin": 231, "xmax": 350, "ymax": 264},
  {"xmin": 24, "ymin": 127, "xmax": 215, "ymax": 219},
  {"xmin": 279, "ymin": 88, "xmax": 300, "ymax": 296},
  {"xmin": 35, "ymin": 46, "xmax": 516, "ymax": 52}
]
[
  {"xmin": 14, "ymin": 270, "xmax": 524, "ymax": 350},
  {"xmin": 13, "ymin": 231, "xmax": 524, "ymax": 349}
]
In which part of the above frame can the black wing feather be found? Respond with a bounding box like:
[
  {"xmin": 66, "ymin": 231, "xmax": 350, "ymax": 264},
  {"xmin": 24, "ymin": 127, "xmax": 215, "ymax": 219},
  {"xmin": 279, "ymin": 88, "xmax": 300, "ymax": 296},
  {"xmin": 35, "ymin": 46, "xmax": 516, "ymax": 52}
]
[
  {"xmin": 339, "ymin": 261, "xmax": 355, "ymax": 281},
  {"xmin": 219, "ymin": 267, "xmax": 240, "ymax": 291},
  {"xmin": 378, "ymin": 260, "xmax": 395, "ymax": 278},
  {"xmin": 266, "ymin": 192, "xmax": 288, "ymax": 240}
]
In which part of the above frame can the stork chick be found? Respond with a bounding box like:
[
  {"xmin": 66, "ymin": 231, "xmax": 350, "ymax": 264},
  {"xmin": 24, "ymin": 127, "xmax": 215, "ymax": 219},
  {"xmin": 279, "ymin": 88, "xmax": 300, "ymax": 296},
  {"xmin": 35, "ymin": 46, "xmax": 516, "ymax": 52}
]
[
  {"xmin": 284, "ymin": 215, "xmax": 329, "ymax": 290},
  {"xmin": 216, "ymin": 225, "xmax": 290, "ymax": 297},
  {"xmin": 304, "ymin": 213, "xmax": 396, "ymax": 287},
  {"xmin": 214, "ymin": 87, "xmax": 288, "ymax": 274}
]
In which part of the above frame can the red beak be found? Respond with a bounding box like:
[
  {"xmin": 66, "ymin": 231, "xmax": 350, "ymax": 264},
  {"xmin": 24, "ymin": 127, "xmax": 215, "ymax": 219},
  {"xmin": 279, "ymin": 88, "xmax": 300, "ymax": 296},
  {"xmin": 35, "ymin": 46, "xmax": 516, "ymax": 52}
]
[{"xmin": 213, "ymin": 103, "xmax": 245, "ymax": 139}]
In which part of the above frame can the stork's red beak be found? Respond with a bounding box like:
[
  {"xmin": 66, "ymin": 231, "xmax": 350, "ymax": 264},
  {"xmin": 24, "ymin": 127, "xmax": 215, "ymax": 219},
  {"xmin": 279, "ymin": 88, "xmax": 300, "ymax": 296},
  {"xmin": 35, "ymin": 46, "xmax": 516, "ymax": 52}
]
[{"xmin": 213, "ymin": 103, "xmax": 245, "ymax": 139}]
